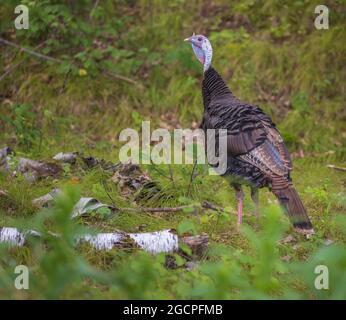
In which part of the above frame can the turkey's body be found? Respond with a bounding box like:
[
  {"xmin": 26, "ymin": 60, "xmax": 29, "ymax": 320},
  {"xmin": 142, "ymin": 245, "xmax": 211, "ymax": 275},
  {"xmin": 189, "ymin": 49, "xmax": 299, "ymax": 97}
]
[{"xmin": 201, "ymin": 67, "xmax": 313, "ymax": 232}]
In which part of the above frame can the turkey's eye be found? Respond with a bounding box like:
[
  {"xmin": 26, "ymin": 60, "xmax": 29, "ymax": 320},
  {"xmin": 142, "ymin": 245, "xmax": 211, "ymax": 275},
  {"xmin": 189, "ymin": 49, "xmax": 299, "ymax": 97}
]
[{"xmin": 198, "ymin": 37, "xmax": 202, "ymax": 41}]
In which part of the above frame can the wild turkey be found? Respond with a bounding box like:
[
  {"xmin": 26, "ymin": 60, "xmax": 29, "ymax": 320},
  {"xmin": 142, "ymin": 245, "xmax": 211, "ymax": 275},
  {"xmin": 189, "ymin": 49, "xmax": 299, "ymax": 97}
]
[{"xmin": 184, "ymin": 34, "xmax": 314, "ymax": 234}]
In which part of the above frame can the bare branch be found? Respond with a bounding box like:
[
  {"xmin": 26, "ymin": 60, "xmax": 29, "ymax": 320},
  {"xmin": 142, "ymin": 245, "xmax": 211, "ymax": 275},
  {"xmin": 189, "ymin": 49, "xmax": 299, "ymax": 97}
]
[
  {"xmin": 0, "ymin": 38, "xmax": 61, "ymax": 63},
  {"xmin": 0, "ymin": 37, "xmax": 142, "ymax": 87},
  {"xmin": 89, "ymin": 0, "xmax": 100, "ymax": 19},
  {"xmin": 115, "ymin": 201, "xmax": 226, "ymax": 214},
  {"xmin": 0, "ymin": 41, "xmax": 46, "ymax": 82},
  {"xmin": 187, "ymin": 160, "xmax": 198, "ymax": 196},
  {"xmin": 104, "ymin": 70, "xmax": 144, "ymax": 88}
]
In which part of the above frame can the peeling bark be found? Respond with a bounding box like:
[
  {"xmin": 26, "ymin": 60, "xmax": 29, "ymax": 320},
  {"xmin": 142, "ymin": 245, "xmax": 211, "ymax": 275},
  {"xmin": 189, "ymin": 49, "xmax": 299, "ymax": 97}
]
[
  {"xmin": 0, "ymin": 227, "xmax": 208, "ymax": 257},
  {"xmin": 0, "ymin": 227, "xmax": 40, "ymax": 246},
  {"xmin": 76, "ymin": 229, "xmax": 208, "ymax": 256}
]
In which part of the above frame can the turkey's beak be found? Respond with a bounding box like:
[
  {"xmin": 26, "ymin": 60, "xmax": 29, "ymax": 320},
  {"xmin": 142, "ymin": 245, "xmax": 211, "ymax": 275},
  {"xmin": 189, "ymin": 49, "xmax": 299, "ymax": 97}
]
[{"xmin": 184, "ymin": 32, "xmax": 195, "ymax": 42}]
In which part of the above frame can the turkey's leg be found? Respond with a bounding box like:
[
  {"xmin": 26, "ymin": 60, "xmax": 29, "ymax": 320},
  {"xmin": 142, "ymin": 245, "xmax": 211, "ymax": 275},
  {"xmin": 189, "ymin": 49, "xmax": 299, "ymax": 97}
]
[
  {"xmin": 232, "ymin": 184, "xmax": 244, "ymax": 225},
  {"xmin": 250, "ymin": 187, "xmax": 259, "ymax": 219}
]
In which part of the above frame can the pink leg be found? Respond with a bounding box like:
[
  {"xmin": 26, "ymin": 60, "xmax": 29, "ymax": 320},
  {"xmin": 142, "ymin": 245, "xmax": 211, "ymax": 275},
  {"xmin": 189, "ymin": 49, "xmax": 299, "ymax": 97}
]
[
  {"xmin": 237, "ymin": 196, "xmax": 243, "ymax": 225},
  {"xmin": 233, "ymin": 184, "xmax": 244, "ymax": 225}
]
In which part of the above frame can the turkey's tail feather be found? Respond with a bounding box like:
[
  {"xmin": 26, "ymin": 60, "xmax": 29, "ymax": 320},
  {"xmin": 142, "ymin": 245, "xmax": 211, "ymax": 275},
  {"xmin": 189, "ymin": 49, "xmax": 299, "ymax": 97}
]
[{"xmin": 273, "ymin": 185, "xmax": 314, "ymax": 234}]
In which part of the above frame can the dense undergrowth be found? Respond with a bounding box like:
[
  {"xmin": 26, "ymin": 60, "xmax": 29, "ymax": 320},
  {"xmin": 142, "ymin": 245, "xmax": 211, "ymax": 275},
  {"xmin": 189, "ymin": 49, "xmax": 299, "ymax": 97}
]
[{"xmin": 0, "ymin": 0, "xmax": 345, "ymax": 299}]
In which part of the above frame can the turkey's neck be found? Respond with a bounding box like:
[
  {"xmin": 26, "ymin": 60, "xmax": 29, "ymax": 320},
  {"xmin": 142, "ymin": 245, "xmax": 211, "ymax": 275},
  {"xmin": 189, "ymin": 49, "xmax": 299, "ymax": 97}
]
[{"xmin": 202, "ymin": 67, "xmax": 232, "ymax": 109}]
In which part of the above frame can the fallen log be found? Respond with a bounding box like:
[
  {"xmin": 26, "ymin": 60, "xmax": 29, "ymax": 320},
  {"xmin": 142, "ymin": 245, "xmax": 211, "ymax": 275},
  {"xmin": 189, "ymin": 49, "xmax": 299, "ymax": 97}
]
[
  {"xmin": 326, "ymin": 164, "xmax": 346, "ymax": 172},
  {"xmin": 17, "ymin": 157, "xmax": 62, "ymax": 182},
  {"xmin": 0, "ymin": 227, "xmax": 40, "ymax": 246},
  {"xmin": 0, "ymin": 227, "xmax": 208, "ymax": 257}
]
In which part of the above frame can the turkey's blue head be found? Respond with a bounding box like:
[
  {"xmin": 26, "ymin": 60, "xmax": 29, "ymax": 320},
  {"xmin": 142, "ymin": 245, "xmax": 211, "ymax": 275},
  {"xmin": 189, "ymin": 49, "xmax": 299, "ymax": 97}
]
[{"xmin": 184, "ymin": 33, "xmax": 213, "ymax": 72}]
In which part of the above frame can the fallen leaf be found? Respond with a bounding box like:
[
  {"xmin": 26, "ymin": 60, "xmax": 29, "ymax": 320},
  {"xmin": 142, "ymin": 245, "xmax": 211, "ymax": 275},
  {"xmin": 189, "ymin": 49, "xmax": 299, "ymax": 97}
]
[
  {"xmin": 71, "ymin": 197, "xmax": 115, "ymax": 219},
  {"xmin": 78, "ymin": 68, "xmax": 88, "ymax": 76}
]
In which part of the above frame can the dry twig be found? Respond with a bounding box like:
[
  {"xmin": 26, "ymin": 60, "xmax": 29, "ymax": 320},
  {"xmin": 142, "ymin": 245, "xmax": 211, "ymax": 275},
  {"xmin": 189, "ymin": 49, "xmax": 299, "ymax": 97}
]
[
  {"xmin": 326, "ymin": 164, "xmax": 346, "ymax": 172},
  {"xmin": 0, "ymin": 37, "xmax": 142, "ymax": 88},
  {"xmin": 114, "ymin": 200, "xmax": 226, "ymax": 214}
]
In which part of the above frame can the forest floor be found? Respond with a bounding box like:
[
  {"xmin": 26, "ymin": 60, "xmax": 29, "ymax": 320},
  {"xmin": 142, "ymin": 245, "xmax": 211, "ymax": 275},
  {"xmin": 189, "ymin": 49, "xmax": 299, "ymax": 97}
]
[{"xmin": 0, "ymin": 140, "xmax": 345, "ymax": 299}]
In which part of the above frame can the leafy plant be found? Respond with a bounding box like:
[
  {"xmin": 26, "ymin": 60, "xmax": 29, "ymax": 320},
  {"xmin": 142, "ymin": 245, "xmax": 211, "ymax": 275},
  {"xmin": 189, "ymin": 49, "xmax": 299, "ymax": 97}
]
[{"xmin": 1, "ymin": 104, "xmax": 41, "ymax": 150}]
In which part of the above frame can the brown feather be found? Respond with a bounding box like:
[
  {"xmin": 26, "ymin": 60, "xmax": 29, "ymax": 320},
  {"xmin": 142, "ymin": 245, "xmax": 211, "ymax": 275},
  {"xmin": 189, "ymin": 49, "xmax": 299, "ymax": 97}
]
[{"xmin": 271, "ymin": 177, "xmax": 313, "ymax": 231}]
